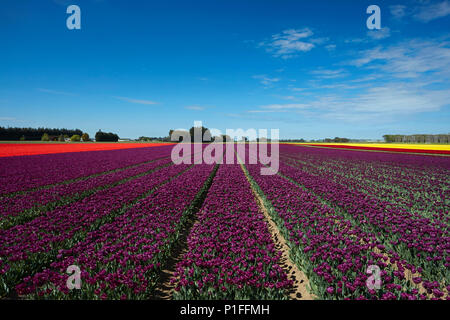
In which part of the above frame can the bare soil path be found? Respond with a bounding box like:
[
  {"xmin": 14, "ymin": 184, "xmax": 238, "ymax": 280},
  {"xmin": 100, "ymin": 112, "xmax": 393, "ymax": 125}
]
[{"xmin": 239, "ymin": 162, "xmax": 316, "ymax": 300}]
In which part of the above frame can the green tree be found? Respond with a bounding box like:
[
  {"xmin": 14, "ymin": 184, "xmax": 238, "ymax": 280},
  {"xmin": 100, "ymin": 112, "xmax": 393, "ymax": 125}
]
[
  {"xmin": 41, "ymin": 133, "xmax": 49, "ymax": 141},
  {"xmin": 95, "ymin": 130, "xmax": 119, "ymax": 142},
  {"xmin": 71, "ymin": 134, "xmax": 81, "ymax": 142},
  {"xmin": 189, "ymin": 126, "xmax": 211, "ymax": 142},
  {"xmin": 81, "ymin": 133, "xmax": 90, "ymax": 141}
]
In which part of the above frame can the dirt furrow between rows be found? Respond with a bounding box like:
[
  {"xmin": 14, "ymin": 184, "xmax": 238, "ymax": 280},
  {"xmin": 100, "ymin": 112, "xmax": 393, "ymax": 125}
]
[{"xmin": 239, "ymin": 161, "xmax": 315, "ymax": 300}]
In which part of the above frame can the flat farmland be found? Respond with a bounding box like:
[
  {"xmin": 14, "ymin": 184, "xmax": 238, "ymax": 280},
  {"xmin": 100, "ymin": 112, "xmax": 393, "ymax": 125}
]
[{"xmin": 0, "ymin": 143, "xmax": 448, "ymax": 300}]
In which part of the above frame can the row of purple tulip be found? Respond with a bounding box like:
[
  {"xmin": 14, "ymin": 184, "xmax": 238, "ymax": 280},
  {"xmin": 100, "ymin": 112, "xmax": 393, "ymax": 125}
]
[
  {"xmin": 172, "ymin": 163, "xmax": 292, "ymax": 299},
  {"xmin": 275, "ymin": 154, "xmax": 449, "ymax": 285},
  {"xmin": 280, "ymin": 155, "xmax": 448, "ymax": 225},
  {"xmin": 0, "ymin": 158, "xmax": 171, "ymax": 225},
  {"xmin": 15, "ymin": 163, "xmax": 216, "ymax": 299},
  {"xmin": 279, "ymin": 146, "xmax": 448, "ymax": 223},
  {"xmin": 0, "ymin": 145, "xmax": 174, "ymax": 195},
  {"xmin": 0, "ymin": 160, "xmax": 192, "ymax": 297},
  {"xmin": 244, "ymin": 161, "xmax": 440, "ymax": 299}
]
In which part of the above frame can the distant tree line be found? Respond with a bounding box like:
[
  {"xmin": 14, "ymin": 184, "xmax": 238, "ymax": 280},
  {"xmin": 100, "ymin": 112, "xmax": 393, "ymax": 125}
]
[
  {"xmin": 323, "ymin": 137, "xmax": 350, "ymax": 143},
  {"xmin": 383, "ymin": 134, "xmax": 450, "ymax": 143},
  {"xmin": 0, "ymin": 126, "xmax": 83, "ymax": 141},
  {"xmin": 95, "ymin": 130, "xmax": 119, "ymax": 142},
  {"xmin": 280, "ymin": 139, "xmax": 306, "ymax": 142},
  {"xmin": 169, "ymin": 126, "xmax": 213, "ymax": 143},
  {"xmin": 138, "ymin": 136, "xmax": 172, "ymax": 142}
]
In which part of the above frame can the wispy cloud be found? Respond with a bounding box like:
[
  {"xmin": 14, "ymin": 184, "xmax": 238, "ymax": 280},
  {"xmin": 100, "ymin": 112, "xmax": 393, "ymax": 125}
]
[
  {"xmin": 245, "ymin": 83, "xmax": 450, "ymax": 123},
  {"xmin": 277, "ymin": 95, "xmax": 296, "ymax": 101},
  {"xmin": 367, "ymin": 27, "xmax": 391, "ymax": 40},
  {"xmin": 289, "ymin": 87, "xmax": 308, "ymax": 92},
  {"xmin": 390, "ymin": 5, "xmax": 407, "ymax": 19},
  {"xmin": 260, "ymin": 28, "xmax": 320, "ymax": 58},
  {"xmin": 389, "ymin": 1, "xmax": 450, "ymax": 23},
  {"xmin": 185, "ymin": 106, "xmax": 205, "ymax": 111},
  {"xmin": 247, "ymin": 110, "xmax": 285, "ymax": 114},
  {"xmin": 344, "ymin": 38, "xmax": 366, "ymax": 44},
  {"xmin": 318, "ymin": 85, "xmax": 450, "ymax": 122},
  {"xmin": 250, "ymin": 103, "xmax": 309, "ymax": 112},
  {"xmin": 311, "ymin": 68, "xmax": 348, "ymax": 79},
  {"xmin": 114, "ymin": 96, "xmax": 158, "ymax": 105},
  {"xmin": 37, "ymin": 88, "xmax": 75, "ymax": 96},
  {"xmin": 414, "ymin": 0, "xmax": 450, "ymax": 22},
  {"xmin": 252, "ymin": 75, "xmax": 280, "ymax": 87},
  {"xmin": 0, "ymin": 116, "xmax": 26, "ymax": 123},
  {"xmin": 349, "ymin": 39, "xmax": 450, "ymax": 79}
]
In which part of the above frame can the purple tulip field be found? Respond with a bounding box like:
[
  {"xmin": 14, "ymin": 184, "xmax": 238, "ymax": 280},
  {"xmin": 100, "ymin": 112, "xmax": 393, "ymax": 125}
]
[{"xmin": 0, "ymin": 144, "xmax": 448, "ymax": 300}]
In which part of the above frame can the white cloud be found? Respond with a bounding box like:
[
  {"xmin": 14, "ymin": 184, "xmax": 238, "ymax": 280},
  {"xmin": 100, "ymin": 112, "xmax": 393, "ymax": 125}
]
[
  {"xmin": 261, "ymin": 28, "xmax": 317, "ymax": 58},
  {"xmin": 318, "ymin": 86, "xmax": 450, "ymax": 122},
  {"xmin": 252, "ymin": 75, "xmax": 280, "ymax": 87},
  {"xmin": 279, "ymin": 95, "xmax": 296, "ymax": 100},
  {"xmin": 367, "ymin": 27, "xmax": 391, "ymax": 40},
  {"xmin": 0, "ymin": 117, "xmax": 16, "ymax": 121},
  {"xmin": 349, "ymin": 39, "xmax": 450, "ymax": 79},
  {"xmin": 344, "ymin": 38, "xmax": 366, "ymax": 44},
  {"xmin": 289, "ymin": 87, "xmax": 307, "ymax": 92},
  {"xmin": 255, "ymin": 103, "xmax": 309, "ymax": 111},
  {"xmin": 414, "ymin": 1, "xmax": 450, "ymax": 22},
  {"xmin": 185, "ymin": 106, "xmax": 205, "ymax": 111},
  {"xmin": 37, "ymin": 88, "xmax": 75, "ymax": 96},
  {"xmin": 346, "ymin": 85, "xmax": 449, "ymax": 114},
  {"xmin": 314, "ymin": 83, "xmax": 364, "ymax": 90},
  {"xmin": 325, "ymin": 44, "xmax": 336, "ymax": 51},
  {"xmin": 247, "ymin": 110, "xmax": 284, "ymax": 114},
  {"xmin": 311, "ymin": 68, "xmax": 348, "ymax": 79},
  {"xmin": 390, "ymin": 5, "xmax": 407, "ymax": 19},
  {"xmin": 114, "ymin": 96, "xmax": 158, "ymax": 105},
  {"xmin": 247, "ymin": 84, "xmax": 450, "ymax": 122}
]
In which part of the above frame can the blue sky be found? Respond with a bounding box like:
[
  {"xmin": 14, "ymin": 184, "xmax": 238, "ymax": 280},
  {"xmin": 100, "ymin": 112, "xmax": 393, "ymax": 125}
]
[{"xmin": 0, "ymin": 0, "xmax": 449, "ymax": 140}]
